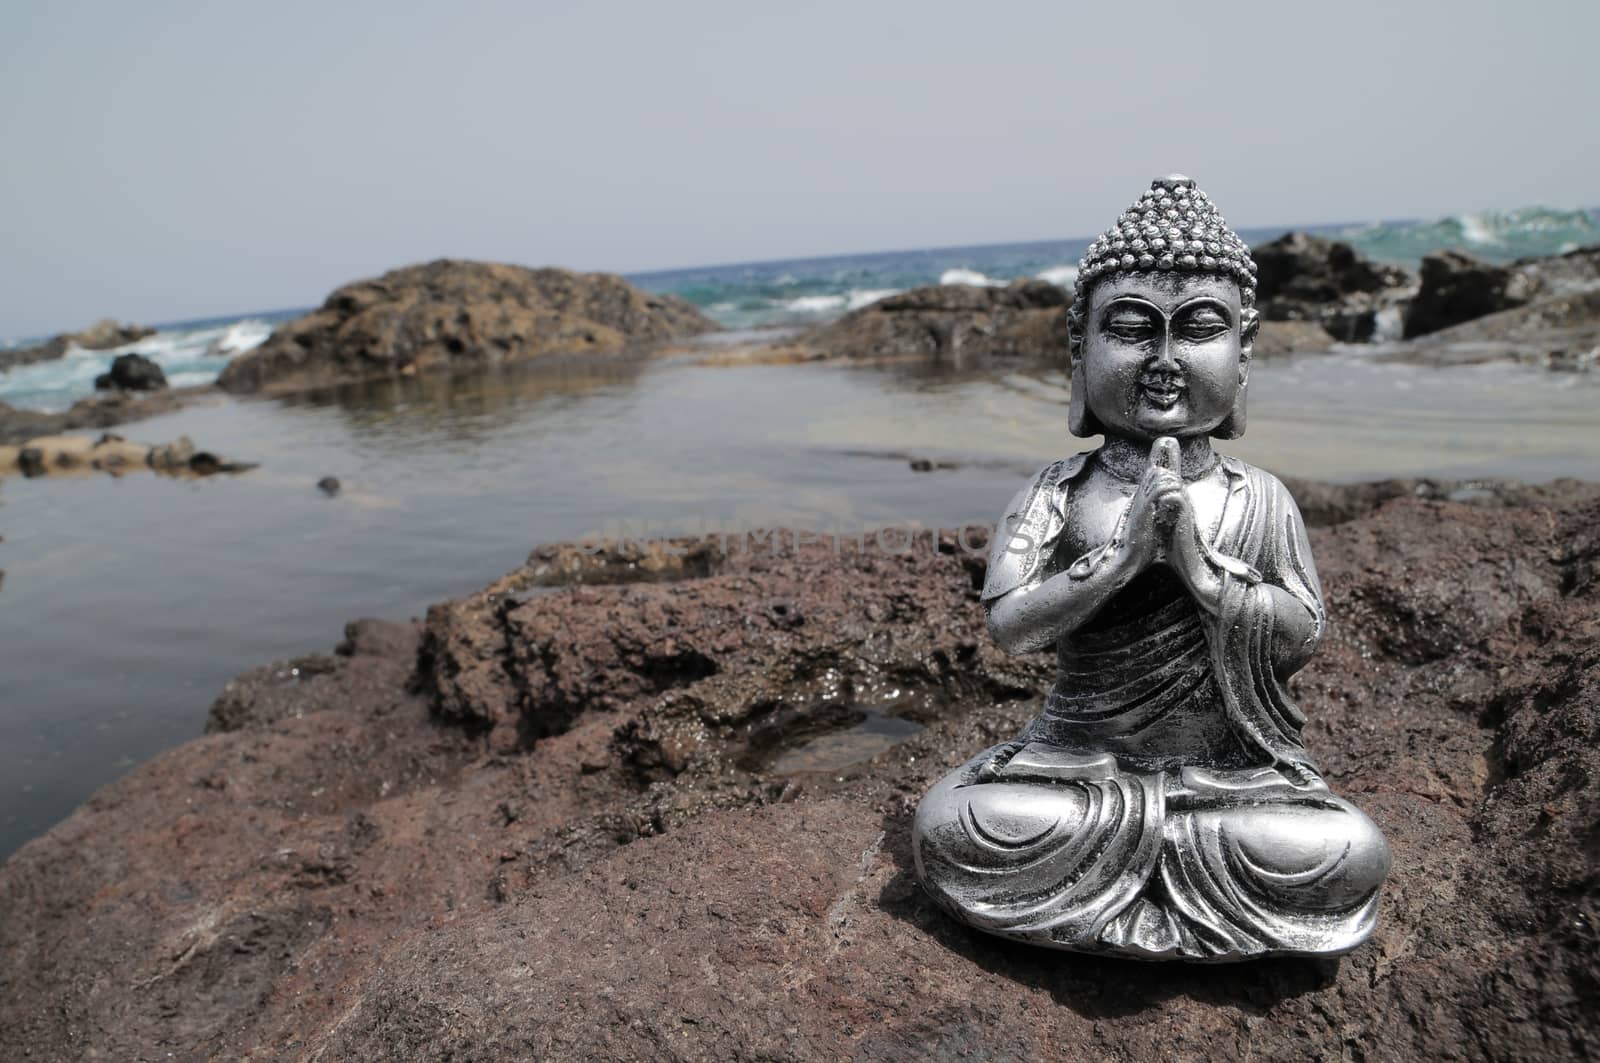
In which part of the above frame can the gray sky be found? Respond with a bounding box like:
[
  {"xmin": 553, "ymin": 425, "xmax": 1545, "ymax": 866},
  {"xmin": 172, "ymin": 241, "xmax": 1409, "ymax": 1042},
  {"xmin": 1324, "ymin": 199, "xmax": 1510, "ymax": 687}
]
[{"xmin": 1, "ymin": 0, "xmax": 1595, "ymax": 337}]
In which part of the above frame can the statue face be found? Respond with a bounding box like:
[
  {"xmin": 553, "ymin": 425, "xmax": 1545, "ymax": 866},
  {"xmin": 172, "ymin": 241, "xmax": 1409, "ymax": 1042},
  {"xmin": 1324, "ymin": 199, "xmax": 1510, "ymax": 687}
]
[{"xmin": 1080, "ymin": 273, "xmax": 1252, "ymax": 442}]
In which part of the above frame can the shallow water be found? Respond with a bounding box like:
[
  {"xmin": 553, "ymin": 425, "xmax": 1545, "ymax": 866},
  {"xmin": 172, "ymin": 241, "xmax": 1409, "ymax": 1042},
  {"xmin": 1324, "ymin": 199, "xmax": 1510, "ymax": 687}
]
[{"xmin": 2, "ymin": 351, "xmax": 1598, "ymax": 858}]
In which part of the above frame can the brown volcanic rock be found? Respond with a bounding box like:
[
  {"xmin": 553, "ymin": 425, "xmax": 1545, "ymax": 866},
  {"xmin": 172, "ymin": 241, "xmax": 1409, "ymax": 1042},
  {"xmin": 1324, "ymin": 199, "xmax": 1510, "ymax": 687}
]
[
  {"xmin": 804, "ymin": 279, "xmax": 1071, "ymax": 365},
  {"xmin": 216, "ymin": 260, "xmax": 719, "ymax": 394},
  {"xmin": 4, "ymin": 489, "xmax": 1600, "ymax": 1059}
]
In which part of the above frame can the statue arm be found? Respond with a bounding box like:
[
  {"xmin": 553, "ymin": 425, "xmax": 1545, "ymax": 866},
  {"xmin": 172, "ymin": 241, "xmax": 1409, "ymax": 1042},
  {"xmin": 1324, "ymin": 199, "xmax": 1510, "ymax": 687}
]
[
  {"xmin": 986, "ymin": 542, "xmax": 1144, "ymax": 655},
  {"xmin": 1267, "ymin": 486, "xmax": 1326, "ymax": 674}
]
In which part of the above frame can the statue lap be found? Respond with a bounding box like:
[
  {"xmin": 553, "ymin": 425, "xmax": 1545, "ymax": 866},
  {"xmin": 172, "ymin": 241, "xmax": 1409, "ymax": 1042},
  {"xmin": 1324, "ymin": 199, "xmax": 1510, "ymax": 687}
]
[{"xmin": 912, "ymin": 745, "xmax": 1390, "ymax": 960}]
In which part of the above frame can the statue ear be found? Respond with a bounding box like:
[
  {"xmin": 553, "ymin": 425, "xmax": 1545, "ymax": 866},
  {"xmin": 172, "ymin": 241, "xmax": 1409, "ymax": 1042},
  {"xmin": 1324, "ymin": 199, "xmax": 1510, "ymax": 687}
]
[
  {"xmin": 1066, "ymin": 303, "xmax": 1098, "ymax": 437},
  {"xmin": 1213, "ymin": 307, "xmax": 1256, "ymax": 440},
  {"xmin": 1068, "ymin": 357, "xmax": 1099, "ymax": 437}
]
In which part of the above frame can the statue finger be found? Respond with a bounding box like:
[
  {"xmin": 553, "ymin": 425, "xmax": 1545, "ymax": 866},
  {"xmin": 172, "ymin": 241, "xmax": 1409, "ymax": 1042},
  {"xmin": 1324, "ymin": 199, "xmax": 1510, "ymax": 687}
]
[{"xmin": 1150, "ymin": 436, "xmax": 1181, "ymax": 473}]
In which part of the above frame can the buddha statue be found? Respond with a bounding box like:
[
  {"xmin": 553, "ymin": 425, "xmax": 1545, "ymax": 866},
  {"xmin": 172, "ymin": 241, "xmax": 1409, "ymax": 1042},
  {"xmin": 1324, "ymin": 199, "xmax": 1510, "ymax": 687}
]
[{"xmin": 912, "ymin": 176, "xmax": 1391, "ymax": 961}]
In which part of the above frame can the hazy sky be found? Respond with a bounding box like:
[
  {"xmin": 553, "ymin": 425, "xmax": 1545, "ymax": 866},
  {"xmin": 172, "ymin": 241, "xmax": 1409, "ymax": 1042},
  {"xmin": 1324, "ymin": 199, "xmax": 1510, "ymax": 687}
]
[{"xmin": 2, "ymin": 0, "xmax": 1596, "ymax": 336}]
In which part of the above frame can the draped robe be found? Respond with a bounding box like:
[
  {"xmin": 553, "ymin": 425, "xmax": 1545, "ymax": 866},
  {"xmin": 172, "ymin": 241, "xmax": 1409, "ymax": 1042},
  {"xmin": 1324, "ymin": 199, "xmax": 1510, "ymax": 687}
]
[{"xmin": 912, "ymin": 452, "xmax": 1390, "ymax": 960}]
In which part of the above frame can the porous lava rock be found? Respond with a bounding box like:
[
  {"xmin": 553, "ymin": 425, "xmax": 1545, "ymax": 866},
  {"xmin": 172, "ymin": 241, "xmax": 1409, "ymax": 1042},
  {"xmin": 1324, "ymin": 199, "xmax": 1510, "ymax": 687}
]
[
  {"xmin": 217, "ymin": 260, "xmax": 719, "ymax": 394},
  {"xmin": 3, "ymin": 487, "xmax": 1599, "ymax": 1059}
]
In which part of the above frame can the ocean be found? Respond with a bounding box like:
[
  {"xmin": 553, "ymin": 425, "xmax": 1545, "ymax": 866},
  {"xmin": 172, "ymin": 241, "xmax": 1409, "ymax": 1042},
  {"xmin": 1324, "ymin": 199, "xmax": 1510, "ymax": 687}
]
[{"xmin": 3, "ymin": 205, "xmax": 1597, "ymax": 413}]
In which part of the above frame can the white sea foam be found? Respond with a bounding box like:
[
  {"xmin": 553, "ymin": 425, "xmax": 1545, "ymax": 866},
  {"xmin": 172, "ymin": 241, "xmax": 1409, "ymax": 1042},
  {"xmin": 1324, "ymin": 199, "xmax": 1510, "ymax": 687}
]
[
  {"xmin": 939, "ymin": 268, "xmax": 1003, "ymax": 288},
  {"xmin": 207, "ymin": 319, "xmax": 272, "ymax": 357},
  {"xmin": 1371, "ymin": 305, "xmax": 1405, "ymax": 343},
  {"xmin": 783, "ymin": 294, "xmax": 848, "ymax": 314},
  {"xmin": 779, "ymin": 289, "xmax": 899, "ymax": 316},
  {"xmin": 1457, "ymin": 212, "xmax": 1499, "ymax": 246},
  {"xmin": 1036, "ymin": 264, "xmax": 1080, "ymax": 288},
  {"xmin": 845, "ymin": 288, "xmax": 899, "ymax": 310},
  {"xmin": 0, "ymin": 315, "xmax": 274, "ymax": 411}
]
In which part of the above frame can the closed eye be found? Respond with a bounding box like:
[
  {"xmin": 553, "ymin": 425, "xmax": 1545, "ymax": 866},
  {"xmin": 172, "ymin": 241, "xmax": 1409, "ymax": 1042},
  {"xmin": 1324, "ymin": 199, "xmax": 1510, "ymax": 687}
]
[
  {"xmin": 1102, "ymin": 312, "xmax": 1158, "ymax": 343},
  {"xmin": 1174, "ymin": 306, "xmax": 1231, "ymax": 341}
]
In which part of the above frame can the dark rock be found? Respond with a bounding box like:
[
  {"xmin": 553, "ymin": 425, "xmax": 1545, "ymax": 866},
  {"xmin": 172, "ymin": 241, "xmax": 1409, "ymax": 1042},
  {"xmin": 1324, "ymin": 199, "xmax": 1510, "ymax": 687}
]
[
  {"xmin": 317, "ymin": 476, "xmax": 341, "ymax": 496},
  {"xmin": 1404, "ymin": 249, "xmax": 1540, "ymax": 338},
  {"xmin": 93, "ymin": 352, "xmax": 168, "ymax": 392},
  {"xmin": 216, "ymin": 260, "xmax": 719, "ymax": 395},
  {"xmin": 804, "ymin": 280, "xmax": 1070, "ymax": 365},
  {"xmin": 1251, "ymin": 231, "xmax": 1412, "ymax": 341},
  {"xmin": 186, "ymin": 452, "xmax": 258, "ymax": 476},
  {"xmin": 5, "ymin": 491, "xmax": 1600, "ymax": 1059},
  {"xmin": 0, "ymin": 319, "xmax": 155, "ymax": 373}
]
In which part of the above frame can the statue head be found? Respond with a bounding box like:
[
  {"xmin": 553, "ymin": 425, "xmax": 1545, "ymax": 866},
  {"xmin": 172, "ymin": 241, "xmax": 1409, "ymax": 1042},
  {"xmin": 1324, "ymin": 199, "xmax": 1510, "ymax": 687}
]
[{"xmin": 1066, "ymin": 175, "xmax": 1259, "ymax": 441}]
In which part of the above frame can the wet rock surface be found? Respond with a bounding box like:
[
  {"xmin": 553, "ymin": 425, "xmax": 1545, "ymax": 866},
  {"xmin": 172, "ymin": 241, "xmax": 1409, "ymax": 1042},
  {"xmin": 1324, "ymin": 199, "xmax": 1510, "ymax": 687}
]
[
  {"xmin": 802, "ymin": 279, "xmax": 1071, "ymax": 365},
  {"xmin": 217, "ymin": 259, "xmax": 719, "ymax": 394},
  {"xmin": 3, "ymin": 484, "xmax": 1600, "ymax": 1059}
]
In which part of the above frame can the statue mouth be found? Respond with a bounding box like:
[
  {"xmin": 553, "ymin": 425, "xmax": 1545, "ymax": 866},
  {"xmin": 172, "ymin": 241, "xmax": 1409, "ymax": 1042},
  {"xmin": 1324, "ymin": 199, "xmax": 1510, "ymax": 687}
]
[{"xmin": 1138, "ymin": 374, "xmax": 1184, "ymax": 409}]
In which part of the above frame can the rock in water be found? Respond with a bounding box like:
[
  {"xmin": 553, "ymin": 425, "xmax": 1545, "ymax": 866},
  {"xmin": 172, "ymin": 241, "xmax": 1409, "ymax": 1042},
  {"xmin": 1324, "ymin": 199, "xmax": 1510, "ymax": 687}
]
[
  {"xmin": 1252, "ymin": 231, "xmax": 1412, "ymax": 341},
  {"xmin": 0, "ymin": 319, "xmax": 155, "ymax": 372},
  {"xmin": 1404, "ymin": 249, "xmax": 1539, "ymax": 337},
  {"xmin": 805, "ymin": 280, "xmax": 1070, "ymax": 364},
  {"xmin": 215, "ymin": 260, "xmax": 719, "ymax": 394},
  {"xmin": 93, "ymin": 352, "xmax": 168, "ymax": 392}
]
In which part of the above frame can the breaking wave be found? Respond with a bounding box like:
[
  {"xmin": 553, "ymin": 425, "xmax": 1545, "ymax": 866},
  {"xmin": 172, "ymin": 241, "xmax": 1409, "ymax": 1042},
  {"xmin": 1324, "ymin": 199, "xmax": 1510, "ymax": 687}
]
[{"xmin": 1338, "ymin": 206, "xmax": 1599, "ymax": 266}]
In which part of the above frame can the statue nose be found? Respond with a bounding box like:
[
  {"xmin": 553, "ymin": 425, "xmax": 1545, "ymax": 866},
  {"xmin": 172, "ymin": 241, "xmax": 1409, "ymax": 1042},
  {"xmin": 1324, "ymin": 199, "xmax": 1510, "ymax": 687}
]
[{"xmin": 1149, "ymin": 330, "xmax": 1178, "ymax": 370}]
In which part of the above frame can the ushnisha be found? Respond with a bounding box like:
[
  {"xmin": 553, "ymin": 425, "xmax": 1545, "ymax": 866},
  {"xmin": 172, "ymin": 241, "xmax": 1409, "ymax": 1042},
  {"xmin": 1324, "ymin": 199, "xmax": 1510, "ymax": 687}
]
[{"xmin": 912, "ymin": 175, "xmax": 1391, "ymax": 962}]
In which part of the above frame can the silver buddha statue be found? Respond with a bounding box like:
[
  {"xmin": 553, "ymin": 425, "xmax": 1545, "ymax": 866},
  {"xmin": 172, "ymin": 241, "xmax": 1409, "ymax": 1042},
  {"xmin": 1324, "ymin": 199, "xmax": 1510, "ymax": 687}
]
[{"xmin": 913, "ymin": 176, "xmax": 1391, "ymax": 961}]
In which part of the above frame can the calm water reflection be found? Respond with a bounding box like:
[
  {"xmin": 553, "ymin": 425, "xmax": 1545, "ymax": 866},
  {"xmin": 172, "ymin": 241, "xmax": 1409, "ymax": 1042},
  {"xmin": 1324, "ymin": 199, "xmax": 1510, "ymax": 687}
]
[{"xmin": 2, "ymin": 351, "xmax": 1597, "ymax": 858}]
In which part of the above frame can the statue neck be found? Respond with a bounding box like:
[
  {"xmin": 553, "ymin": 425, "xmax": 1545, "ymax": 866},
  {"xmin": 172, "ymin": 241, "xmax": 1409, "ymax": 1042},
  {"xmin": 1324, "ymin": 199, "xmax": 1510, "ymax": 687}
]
[{"xmin": 1097, "ymin": 436, "xmax": 1218, "ymax": 482}]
